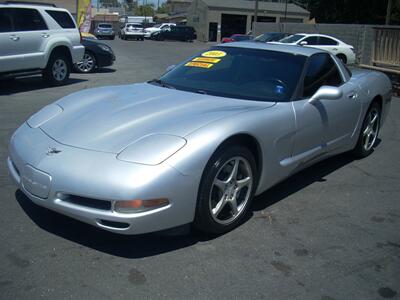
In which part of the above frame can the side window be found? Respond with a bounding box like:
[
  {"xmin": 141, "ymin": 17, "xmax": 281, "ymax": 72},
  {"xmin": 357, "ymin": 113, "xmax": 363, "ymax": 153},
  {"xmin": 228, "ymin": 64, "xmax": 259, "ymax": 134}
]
[
  {"xmin": 303, "ymin": 53, "xmax": 343, "ymax": 98},
  {"xmin": 0, "ymin": 8, "xmax": 14, "ymax": 32},
  {"xmin": 12, "ymin": 8, "xmax": 48, "ymax": 31},
  {"xmin": 318, "ymin": 37, "xmax": 338, "ymax": 45},
  {"xmin": 302, "ymin": 36, "xmax": 318, "ymax": 45},
  {"xmin": 46, "ymin": 10, "xmax": 76, "ymax": 29}
]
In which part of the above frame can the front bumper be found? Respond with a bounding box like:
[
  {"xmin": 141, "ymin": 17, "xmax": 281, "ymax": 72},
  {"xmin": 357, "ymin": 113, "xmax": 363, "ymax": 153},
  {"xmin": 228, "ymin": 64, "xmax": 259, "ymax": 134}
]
[{"xmin": 8, "ymin": 123, "xmax": 197, "ymax": 234}]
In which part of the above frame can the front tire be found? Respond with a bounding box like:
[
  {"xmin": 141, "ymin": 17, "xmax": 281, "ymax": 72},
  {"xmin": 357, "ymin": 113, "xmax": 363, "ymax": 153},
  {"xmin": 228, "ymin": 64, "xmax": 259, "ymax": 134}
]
[
  {"xmin": 42, "ymin": 52, "xmax": 70, "ymax": 86},
  {"xmin": 194, "ymin": 145, "xmax": 257, "ymax": 235},
  {"xmin": 74, "ymin": 51, "xmax": 96, "ymax": 73},
  {"xmin": 352, "ymin": 102, "xmax": 381, "ymax": 158}
]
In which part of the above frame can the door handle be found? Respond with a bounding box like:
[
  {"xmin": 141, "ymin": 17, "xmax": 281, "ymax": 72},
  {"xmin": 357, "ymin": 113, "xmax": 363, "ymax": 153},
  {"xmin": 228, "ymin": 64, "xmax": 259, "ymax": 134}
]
[
  {"xmin": 347, "ymin": 92, "xmax": 358, "ymax": 99},
  {"xmin": 41, "ymin": 33, "xmax": 50, "ymax": 38},
  {"xmin": 10, "ymin": 36, "xmax": 20, "ymax": 41}
]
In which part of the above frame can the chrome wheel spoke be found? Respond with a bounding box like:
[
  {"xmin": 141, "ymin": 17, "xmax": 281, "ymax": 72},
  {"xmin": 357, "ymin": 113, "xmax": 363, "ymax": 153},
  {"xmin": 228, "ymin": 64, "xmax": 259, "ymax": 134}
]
[
  {"xmin": 236, "ymin": 176, "xmax": 251, "ymax": 189},
  {"xmin": 228, "ymin": 198, "xmax": 238, "ymax": 216},
  {"xmin": 227, "ymin": 158, "xmax": 239, "ymax": 182},
  {"xmin": 212, "ymin": 196, "xmax": 227, "ymax": 217},
  {"xmin": 214, "ymin": 178, "xmax": 228, "ymax": 192}
]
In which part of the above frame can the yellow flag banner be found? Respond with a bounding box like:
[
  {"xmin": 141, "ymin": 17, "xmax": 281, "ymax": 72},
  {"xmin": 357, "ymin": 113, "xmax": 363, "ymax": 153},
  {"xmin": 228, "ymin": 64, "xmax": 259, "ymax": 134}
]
[{"xmin": 77, "ymin": 0, "xmax": 92, "ymax": 33}]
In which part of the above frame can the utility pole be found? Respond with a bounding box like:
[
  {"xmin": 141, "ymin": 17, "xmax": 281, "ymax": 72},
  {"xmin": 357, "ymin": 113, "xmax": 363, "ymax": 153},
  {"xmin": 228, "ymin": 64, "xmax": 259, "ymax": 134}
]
[
  {"xmin": 386, "ymin": 0, "xmax": 393, "ymax": 25},
  {"xmin": 284, "ymin": 0, "xmax": 288, "ymax": 22},
  {"xmin": 254, "ymin": 0, "xmax": 259, "ymax": 23}
]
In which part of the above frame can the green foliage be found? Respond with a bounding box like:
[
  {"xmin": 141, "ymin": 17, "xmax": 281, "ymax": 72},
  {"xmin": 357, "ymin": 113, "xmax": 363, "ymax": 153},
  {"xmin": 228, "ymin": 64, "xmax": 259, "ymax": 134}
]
[
  {"xmin": 292, "ymin": 0, "xmax": 400, "ymax": 24},
  {"xmin": 157, "ymin": 2, "xmax": 169, "ymax": 14},
  {"xmin": 136, "ymin": 4, "xmax": 155, "ymax": 16}
]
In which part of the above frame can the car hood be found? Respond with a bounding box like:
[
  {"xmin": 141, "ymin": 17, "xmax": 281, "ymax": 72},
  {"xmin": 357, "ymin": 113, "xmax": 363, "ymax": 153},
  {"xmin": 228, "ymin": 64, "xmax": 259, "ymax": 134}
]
[{"xmin": 40, "ymin": 83, "xmax": 273, "ymax": 153}]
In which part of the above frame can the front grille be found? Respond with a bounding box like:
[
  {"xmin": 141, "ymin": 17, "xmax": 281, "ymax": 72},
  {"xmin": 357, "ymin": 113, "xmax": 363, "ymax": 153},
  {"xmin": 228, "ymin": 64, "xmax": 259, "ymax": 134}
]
[{"xmin": 61, "ymin": 194, "xmax": 111, "ymax": 211}]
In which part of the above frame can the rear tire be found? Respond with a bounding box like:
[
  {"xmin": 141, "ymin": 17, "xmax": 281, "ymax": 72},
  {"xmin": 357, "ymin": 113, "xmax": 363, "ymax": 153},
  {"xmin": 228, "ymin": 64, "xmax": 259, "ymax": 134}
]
[
  {"xmin": 193, "ymin": 145, "xmax": 257, "ymax": 235},
  {"xmin": 42, "ymin": 52, "xmax": 70, "ymax": 86},
  {"xmin": 352, "ymin": 101, "xmax": 381, "ymax": 158}
]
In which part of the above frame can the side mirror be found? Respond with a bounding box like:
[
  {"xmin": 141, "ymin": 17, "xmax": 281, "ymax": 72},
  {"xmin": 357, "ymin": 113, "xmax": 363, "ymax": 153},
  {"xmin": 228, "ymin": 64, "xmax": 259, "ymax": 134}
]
[
  {"xmin": 165, "ymin": 65, "xmax": 176, "ymax": 73},
  {"xmin": 299, "ymin": 41, "xmax": 308, "ymax": 46},
  {"xmin": 309, "ymin": 86, "xmax": 343, "ymax": 103}
]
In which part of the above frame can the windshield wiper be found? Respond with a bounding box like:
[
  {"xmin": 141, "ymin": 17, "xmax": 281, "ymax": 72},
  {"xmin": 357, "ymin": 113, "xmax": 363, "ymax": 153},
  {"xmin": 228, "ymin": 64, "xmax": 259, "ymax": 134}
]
[{"xmin": 148, "ymin": 79, "xmax": 176, "ymax": 89}]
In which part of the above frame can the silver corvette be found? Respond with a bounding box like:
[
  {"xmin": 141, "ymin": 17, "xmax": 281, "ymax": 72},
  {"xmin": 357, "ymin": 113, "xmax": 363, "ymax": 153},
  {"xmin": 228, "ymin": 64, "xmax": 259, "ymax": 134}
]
[{"xmin": 8, "ymin": 43, "xmax": 392, "ymax": 235}]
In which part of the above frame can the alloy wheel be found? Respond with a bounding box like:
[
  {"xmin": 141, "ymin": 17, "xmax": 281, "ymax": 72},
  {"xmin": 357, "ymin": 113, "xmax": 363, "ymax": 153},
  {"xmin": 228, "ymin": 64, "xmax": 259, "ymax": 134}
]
[
  {"xmin": 362, "ymin": 107, "xmax": 379, "ymax": 151},
  {"xmin": 209, "ymin": 156, "xmax": 253, "ymax": 225},
  {"xmin": 76, "ymin": 53, "xmax": 95, "ymax": 73},
  {"xmin": 52, "ymin": 59, "xmax": 67, "ymax": 81}
]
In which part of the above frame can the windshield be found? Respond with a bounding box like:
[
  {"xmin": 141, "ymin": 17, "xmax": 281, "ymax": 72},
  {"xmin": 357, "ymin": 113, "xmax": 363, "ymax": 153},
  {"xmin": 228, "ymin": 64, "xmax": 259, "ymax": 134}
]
[
  {"xmin": 127, "ymin": 23, "xmax": 142, "ymax": 28},
  {"xmin": 254, "ymin": 33, "xmax": 274, "ymax": 42},
  {"xmin": 154, "ymin": 24, "xmax": 162, "ymax": 28},
  {"xmin": 158, "ymin": 47, "xmax": 306, "ymax": 102},
  {"xmin": 279, "ymin": 34, "xmax": 305, "ymax": 43},
  {"xmin": 233, "ymin": 35, "xmax": 252, "ymax": 41},
  {"xmin": 99, "ymin": 24, "xmax": 112, "ymax": 28}
]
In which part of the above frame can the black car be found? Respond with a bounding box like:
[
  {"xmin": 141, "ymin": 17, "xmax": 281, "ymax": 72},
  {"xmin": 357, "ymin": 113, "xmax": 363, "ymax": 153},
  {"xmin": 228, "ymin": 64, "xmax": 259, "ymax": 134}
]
[
  {"xmin": 74, "ymin": 38, "xmax": 116, "ymax": 73},
  {"xmin": 253, "ymin": 32, "xmax": 289, "ymax": 43},
  {"xmin": 151, "ymin": 26, "xmax": 197, "ymax": 42}
]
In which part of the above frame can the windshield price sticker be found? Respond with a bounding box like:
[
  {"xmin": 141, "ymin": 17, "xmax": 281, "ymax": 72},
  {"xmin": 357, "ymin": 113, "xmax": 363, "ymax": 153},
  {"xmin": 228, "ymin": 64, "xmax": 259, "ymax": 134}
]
[
  {"xmin": 193, "ymin": 57, "xmax": 221, "ymax": 63},
  {"xmin": 185, "ymin": 62, "xmax": 214, "ymax": 69},
  {"xmin": 201, "ymin": 50, "xmax": 227, "ymax": 58}
]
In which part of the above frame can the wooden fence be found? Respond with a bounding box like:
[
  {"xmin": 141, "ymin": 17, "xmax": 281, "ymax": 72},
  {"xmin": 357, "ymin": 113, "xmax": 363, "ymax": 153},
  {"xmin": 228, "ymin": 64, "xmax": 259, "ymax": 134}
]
[{"xmin": 372, "ymin": 28, "xmax": 400, "ymax": 70}]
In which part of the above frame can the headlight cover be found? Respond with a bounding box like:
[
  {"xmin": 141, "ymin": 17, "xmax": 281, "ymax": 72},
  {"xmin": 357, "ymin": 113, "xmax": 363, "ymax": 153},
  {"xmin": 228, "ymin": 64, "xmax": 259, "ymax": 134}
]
[
  {"xmin": 27, "ymin": 104, "xmax": 63, "ymax": 128},
  {"xmin": 98, "ymin": 44, "xmax": 112, "ymax": 52},
  {"xmin": 117, "ymin": 134, "xmax": 186, "ymax": 165}
]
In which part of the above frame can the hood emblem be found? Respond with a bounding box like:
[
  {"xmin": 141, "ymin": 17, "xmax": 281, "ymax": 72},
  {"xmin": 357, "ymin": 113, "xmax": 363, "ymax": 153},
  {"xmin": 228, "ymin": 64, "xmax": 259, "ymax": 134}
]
[{"xmin": 46, "ymin": 147, "xmax": 62, "ymax": 155}]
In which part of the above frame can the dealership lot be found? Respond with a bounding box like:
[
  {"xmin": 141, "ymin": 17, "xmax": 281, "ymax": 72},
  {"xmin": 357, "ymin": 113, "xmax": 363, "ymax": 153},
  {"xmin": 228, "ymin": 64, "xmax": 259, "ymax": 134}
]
[{"xmin": 0, "ymin": 39, "xmax": 399, "ymax": 299}]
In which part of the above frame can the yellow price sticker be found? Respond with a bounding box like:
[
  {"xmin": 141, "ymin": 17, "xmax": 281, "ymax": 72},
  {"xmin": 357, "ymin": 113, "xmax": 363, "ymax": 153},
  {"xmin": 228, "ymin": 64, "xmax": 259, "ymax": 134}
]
[
  {"xmin": 185, "ymin": 62, "xmax": 214, "ymax": 69},
  {"xmin": 193, "ymin": 57, "xmax": 221, "ymax": 63},
  {"xmin": 201, "ymin": 50, "xmax": 227, "ymax": 58}
]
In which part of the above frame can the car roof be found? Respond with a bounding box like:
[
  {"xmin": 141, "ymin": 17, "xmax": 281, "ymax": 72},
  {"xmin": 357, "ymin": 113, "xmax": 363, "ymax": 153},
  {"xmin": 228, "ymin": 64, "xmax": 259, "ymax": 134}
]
[
  {"xmin": 218, "ymin": 41, "xmax": 324, "ymax": 57},
  {"xmin": 0, "ymin": 3, "xmax": 67, "ymax": 11},
  {"xmin": 296, "ymin": 33, "xmax": 340, "ymax": 39}
]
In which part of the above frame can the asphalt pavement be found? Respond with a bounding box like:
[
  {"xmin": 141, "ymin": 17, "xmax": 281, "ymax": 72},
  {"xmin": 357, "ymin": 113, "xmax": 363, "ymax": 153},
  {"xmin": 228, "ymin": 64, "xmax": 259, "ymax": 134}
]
[{"xmin": 0, "ymin": 39, "xmax": 399, "ymax": 300}]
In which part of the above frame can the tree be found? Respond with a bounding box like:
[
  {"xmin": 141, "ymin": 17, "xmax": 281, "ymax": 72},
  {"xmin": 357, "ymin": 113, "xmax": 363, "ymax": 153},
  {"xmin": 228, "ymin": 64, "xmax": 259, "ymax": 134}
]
[
  {"xmin": 157, "ymin": 2, "xmax": 169, "ymax": 14},
  {"xmin": 99, "ymin": 0, "xmax": 120, "ymax": 8},
  {"xmin": 136, "ymin": 3, "xmax": 155, "ymax": 16}
]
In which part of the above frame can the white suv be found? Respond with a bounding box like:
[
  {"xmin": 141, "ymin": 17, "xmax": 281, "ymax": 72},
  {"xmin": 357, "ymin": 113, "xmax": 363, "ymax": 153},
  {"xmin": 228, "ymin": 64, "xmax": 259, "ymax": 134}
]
[
  {"xmin": 144, "ymin": 23, "xmax": 176, "ymax": 38},
  {"xmin": 0, "ymin": 2, "xmax": 84, "ymax": 85}
]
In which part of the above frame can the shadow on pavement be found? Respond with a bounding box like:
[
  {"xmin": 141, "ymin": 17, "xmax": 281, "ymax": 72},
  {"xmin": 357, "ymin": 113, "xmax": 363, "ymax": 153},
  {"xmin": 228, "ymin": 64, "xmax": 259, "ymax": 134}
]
[
  {"xmin": 15, "ymin": 153, "xmax": 358, "ymax": 258},
  {"xmin": 251, "ymin": 153, "xmax": 356, "ymax": 211},
  {"xmin": 0, "ymin": 77, "xmax": 87, "ymax": 95}
]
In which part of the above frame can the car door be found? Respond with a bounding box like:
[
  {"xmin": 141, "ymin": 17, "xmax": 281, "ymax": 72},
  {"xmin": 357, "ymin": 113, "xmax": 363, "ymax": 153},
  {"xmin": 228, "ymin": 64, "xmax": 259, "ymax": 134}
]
[
  {"xmin": 0, "ymin": 7, "xmax": 22, "ymax": 72},
  {"xmin": 11, "ymin": 7, "xmax": 49, "ymax": 70},
  {"xmin": 291, "ymin": 53, "xmax": 361, "ymax": 163},
  {"xmin": 315, "ymin": 36, "xmax": 340, "ymax": 56}
]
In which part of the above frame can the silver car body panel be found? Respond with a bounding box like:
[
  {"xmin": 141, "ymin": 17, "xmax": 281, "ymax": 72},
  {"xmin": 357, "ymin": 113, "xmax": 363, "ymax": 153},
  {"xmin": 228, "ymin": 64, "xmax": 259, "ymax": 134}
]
[{"xmin": 8, "ymin": 42, "xmax": 392, "ymax": 234}]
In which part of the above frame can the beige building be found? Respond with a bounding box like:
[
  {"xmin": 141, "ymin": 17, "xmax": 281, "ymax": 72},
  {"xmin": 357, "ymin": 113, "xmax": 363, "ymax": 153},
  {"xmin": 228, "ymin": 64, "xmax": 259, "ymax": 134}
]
[{"xmin": 187, "ymin": 0, "xmax": 310, "ymax": 42}]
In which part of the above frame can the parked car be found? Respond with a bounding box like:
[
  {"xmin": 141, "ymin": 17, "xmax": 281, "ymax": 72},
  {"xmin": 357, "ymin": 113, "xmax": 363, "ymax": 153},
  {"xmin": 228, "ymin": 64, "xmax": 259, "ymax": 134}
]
[
  {"xmin": 74, "ymin": 38, "xmax": 115, "ymax": 73},
  {"xmin": 221, "ymin": 34, "xmax": 253, "ymax": 43},
  {"xmin": 0, "ymin": 2, "xmax": 84, "ymax": 85},
  {"xmin": 151, "ymin": 26, "xmax": 196, "ymax": 42},
  {"xmin": 253, "ymin": 32, "xmax": 289, "ymax": 43},
  {"xmin": 119, "ymin": 23, "xmax": 145, "ymax": 41},
  {"xmin": 94, "ymin": 23, "xmax": 115, "ymax": 40},
  {"xmin": 8, "ymin": 43, "xmax": 392, "ymax": 235},
  {"xmin": 81, "ymin": 32, "xmax": 97, "ymax": 40},
  {"xmin": 274, "ymin": 33, "xmax": 356, "ymax": 64},
  {"xmin": 144, "ymin": 23, "xmax": 176, "ymax": 38}
]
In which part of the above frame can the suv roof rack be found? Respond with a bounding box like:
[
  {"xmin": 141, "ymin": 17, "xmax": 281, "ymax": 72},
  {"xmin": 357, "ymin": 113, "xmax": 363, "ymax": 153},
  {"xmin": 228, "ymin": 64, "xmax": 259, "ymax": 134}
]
[{"xmin": 0, "ymin": 1, "xmax": 56, "ymax": 7}]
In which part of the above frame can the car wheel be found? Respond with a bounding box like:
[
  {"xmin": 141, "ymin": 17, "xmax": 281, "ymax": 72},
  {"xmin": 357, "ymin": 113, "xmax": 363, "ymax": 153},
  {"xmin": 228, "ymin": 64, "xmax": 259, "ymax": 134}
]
[
  {"xmin": 43, "ymin": 52, "xmax": 70, "ymax": 86},
  {"xmin": 337, "ymin": 54, "xmax": 347, "ymax": 64},
  {"xmin": 194, "ymin": 145, "xmax": 257, "ymax": 234},
  {"xmin": 75, "ymin": 51, "xmax": 96, "ymax": 73},
  {"xmin": 352, "ymin": 101, "xmax": 381, "ymax": 158}
]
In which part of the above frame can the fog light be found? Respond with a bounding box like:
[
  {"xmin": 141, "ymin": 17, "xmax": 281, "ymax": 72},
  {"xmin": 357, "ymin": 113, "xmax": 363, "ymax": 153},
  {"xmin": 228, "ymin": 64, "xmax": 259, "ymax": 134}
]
[{"xmin": 114, "ymin": 198, "xmax": 169, "ymax": 213}]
